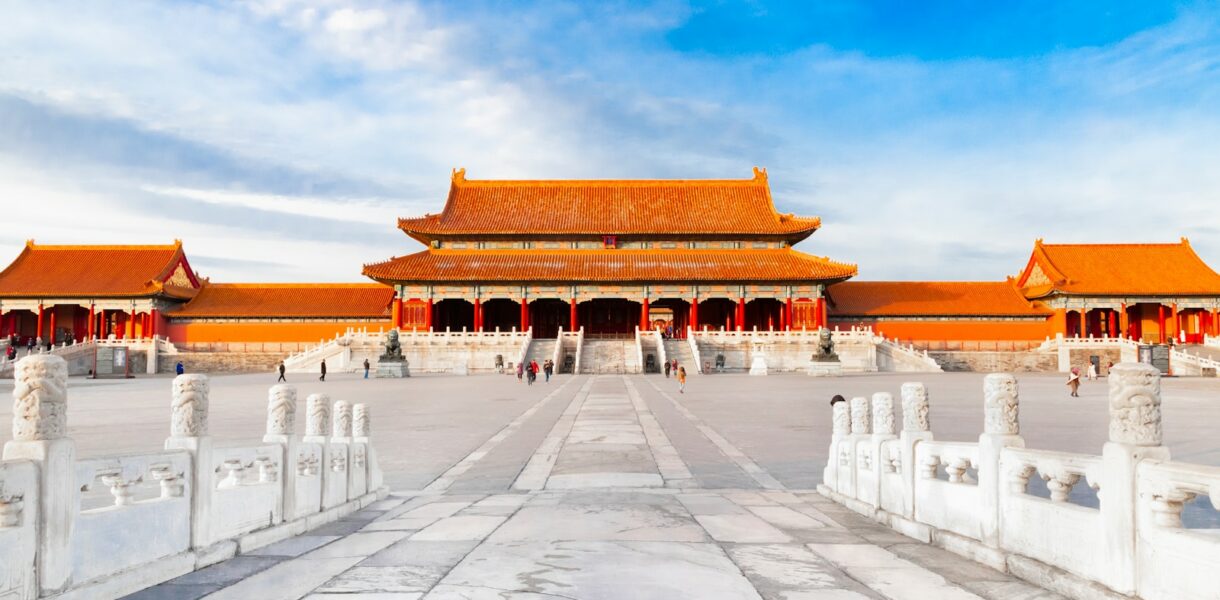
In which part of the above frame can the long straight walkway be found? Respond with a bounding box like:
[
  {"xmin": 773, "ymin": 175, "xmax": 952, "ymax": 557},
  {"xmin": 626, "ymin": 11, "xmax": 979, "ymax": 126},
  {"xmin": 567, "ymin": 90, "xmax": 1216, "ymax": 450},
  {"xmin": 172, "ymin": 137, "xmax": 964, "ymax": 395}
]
[{"xmin": 130, "ymin": 375, "xmax": 1060, "ymax": 600}]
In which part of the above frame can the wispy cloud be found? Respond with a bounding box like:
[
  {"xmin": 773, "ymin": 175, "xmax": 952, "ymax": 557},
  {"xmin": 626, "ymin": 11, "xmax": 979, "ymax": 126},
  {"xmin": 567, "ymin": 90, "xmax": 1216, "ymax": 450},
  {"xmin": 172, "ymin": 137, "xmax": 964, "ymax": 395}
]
[{"xmin": 0, "ymin": 1, "xmax": 1217, "ymax": 282}]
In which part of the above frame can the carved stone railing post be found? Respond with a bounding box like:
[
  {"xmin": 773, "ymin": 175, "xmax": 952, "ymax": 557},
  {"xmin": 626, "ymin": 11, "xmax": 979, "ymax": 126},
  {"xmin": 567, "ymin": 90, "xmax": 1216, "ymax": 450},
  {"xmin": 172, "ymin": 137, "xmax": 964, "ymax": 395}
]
[
  {"xmin": 352, "ymin": 404, "xmax": 383, "ymax": 492},
  {"xmin": 163, "ymin": 373, "xmax": 213, "ymax": 549},
  {"xmin": 824, "ymin": 400, "xmax": 852, "ymax": 489},
  {"xmin": 1100, "ymin": 363, "xmax": 1170, "ymax": 595},
  {"xmin": 2, "ymin": 355, "xmax": 75, "ymax": 593},
  {"xmin": 979, "ymin": 373, "xmax": 1025, "ymax": 546},
  {"xmin": 263, "ymin": 384, "xmax": 297, "ymax": 521},
  {"xmin": 866, "ymin": 392, "xmax": 898, "ymax": 509},
  {"xmin": 303, "ymin": 394, "xmax": 339, "ymax": 509},
  {"xmin": 332, "ymin": 401, "xmax": 353, "ymax": 502},
  {"xmin": 899, "ymin": 382, "xmax": 934, "ymax": 519},
  {"xmin": 840, "ymin": 396, "xmax": 870, "ymax": 499}
]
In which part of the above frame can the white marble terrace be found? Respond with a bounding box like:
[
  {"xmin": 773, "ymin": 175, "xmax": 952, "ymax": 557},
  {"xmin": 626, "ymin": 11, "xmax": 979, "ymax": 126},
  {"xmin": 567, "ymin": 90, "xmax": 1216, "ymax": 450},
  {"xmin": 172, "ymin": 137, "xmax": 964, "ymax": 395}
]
[
  {"xmin": 820, "ymin": 362, "xmax": 1220, "ymax": 600},
  {"xmin": 0, "ymin": 355, "xmax": 388, "ymax": 600}
]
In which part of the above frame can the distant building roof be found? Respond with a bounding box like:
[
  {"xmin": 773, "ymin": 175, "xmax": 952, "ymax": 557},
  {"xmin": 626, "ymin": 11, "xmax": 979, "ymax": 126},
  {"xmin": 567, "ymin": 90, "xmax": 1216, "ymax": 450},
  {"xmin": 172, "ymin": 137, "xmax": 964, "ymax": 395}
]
[
  {"xmin": 0, "ymin": 241, "xmax": 200, "ymax": 299},
  {"xmin": 364, "ymin": 248, "xmax": 857, "ymax": 284},
  {"xmin": 168, "ymin": 283, "xmax": 393, "ymax": 318},
  {"xmin": 829, "ymin": 281, "xmax": 1051, "ymax": 317},
  {"xmin": 397, "ymin": 167, "xmax": 822, "ymax": 243},
  {"xmin": 1017, "ymin": 239, "xmax": 1220, "ymax": 297}
]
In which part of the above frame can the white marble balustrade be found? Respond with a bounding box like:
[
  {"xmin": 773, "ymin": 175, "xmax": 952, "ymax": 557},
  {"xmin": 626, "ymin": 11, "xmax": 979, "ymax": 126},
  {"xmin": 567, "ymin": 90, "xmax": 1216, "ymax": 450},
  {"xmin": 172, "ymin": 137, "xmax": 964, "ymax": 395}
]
[
  {"xmin": 819, "ymin": 362, "xmax": 1217, "ymax": 600},
  {"xmin": 0, "ymin": 354, "xmax": 388, "ymax": 600}
]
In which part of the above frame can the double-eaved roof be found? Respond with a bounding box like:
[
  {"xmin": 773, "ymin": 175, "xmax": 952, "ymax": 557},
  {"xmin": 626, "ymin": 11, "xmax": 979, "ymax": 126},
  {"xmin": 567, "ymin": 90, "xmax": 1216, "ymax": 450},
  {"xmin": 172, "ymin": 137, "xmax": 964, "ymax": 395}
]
[
  {"xmin": 364, "ymin": 248, "xmax": 857, "ymax": 284},
  {"xmin": 1017, "ymin": 239, "xmax": 1220, "ymax": 297},
  {"xmin": 829, "ymin": 281, "xmax": 1051, "ymax": 318},
  {"xmin": 0, "ymin": 240, "xmax": 200, "ymax": 299},
  {"xmin": 398, "ymin": 167, "xmax": 822, "ymax": 243}
]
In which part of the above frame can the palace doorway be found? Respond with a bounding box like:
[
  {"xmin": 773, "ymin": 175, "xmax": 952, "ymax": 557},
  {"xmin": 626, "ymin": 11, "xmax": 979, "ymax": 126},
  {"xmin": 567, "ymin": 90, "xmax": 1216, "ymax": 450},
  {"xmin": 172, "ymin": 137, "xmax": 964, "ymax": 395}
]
[
  {"xmin": 529, "ymin": 299, "xmax": 570, "ymax": 338},
  {"xmin": 579, "ymin": 299, "xmax": 640, "ymax": 338}
]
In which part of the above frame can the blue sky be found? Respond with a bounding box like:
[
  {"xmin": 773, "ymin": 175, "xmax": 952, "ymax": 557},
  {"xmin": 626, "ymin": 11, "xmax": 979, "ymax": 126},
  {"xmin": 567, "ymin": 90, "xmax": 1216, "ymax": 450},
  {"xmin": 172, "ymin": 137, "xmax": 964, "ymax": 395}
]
[{"xmin": 1, "ymin": 1, "xmax": 1217, "ymax": 282}]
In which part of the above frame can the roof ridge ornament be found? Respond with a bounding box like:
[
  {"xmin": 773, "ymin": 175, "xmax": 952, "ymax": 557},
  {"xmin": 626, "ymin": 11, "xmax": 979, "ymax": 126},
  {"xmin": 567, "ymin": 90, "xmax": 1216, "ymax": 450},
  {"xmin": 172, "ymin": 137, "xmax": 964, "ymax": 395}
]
[
  {"xmin": 452, "ymin": 167, "xmax": 466, "ymax": 183},
  {"xmin": 752, "ymin": 166, "xmax": 767, "ymax": 181}
]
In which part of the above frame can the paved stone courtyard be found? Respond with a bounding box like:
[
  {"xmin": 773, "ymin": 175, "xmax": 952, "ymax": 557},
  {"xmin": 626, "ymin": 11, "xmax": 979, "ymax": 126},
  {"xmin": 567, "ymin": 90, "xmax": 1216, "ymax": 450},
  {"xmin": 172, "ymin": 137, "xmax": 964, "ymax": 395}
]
[{"xmin": 2, "ymin": 371, "xmax": 1217, "ymax": 599}]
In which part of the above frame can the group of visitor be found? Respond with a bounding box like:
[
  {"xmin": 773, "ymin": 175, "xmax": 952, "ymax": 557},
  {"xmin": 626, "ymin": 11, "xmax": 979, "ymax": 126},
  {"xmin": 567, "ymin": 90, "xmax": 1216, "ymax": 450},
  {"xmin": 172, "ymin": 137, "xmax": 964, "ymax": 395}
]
[
  {"xmin": 1065, "ymin": 360, "xmax": 1113, "ymax": 397},
  {"xmin": 662, "ymin": 358, "xmax": 688, "ymax": 393},
  {"xmin": 516, "ymin": 359, "xmax": 554, "ymax": 384}
]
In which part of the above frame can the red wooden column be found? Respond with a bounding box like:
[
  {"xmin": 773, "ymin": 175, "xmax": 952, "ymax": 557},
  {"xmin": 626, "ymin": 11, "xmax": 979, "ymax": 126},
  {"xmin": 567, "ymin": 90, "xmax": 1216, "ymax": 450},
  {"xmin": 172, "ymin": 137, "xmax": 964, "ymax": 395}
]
[
  {"xmin": 391, "ymin": 295, "xmax": 403, "ymax": 329},
  {"xmin": 1212, "ymin": 309, "xmax": 1219, "ymax": 336},
  {"xmin": 735, "ymin": 298, "xmax": 745, "ymax": 331},
  {"xmin": 569, "ymin": 298, "xmax": 578, "ymax": 331},
  {"xmin": 86, "ymin": 305, "xmax": 95, "ymax": 339},
  {"xmin": 474, "ymin": 298, "xmax": 483, "ymax": 332},
  {"xmin": 785, "ymin": 297, "xmax": 793, "ymax": 331},
  {"xmin": 127, "ymin": 310, "xmax": 136, "ymax": 339},
  {"xmin": 689, "ymin": 298, "xmax": 698, "ymax": 332},
  {"xmin": 47, "ymin": 309, "xmax": 57, "ymax": 344},
  {"xmin": 149, "ymin": 308, "xmax": 158, "ymax": 339},
  {"xmin": 1157, "ymin": 305, "xmax": 1167, "ymax": 343},
  {"xmin": 1119, "ymin": 304, "xmax": 1128, "ymax": 339},
  {"xmin": 98, "ymin": 309, "xmax": 106, "ymax": 339},
  {"xmin": 36, "ymin": 304, "xmax": 44, "ymax": 341},
  {"xmin": 1170, "ymin": 303, "xmax": 1179, "ymax": 342},
  {"xmin": 520, "ymin": 298, "xmax": 530, "ymax": 331},
  {"xmin": 425, "ymin": 299, "xmax": 434, "ymax": 331},
  {"xmin": 640, "ymin": 298, "xmax": 650, "ymax": 331}
]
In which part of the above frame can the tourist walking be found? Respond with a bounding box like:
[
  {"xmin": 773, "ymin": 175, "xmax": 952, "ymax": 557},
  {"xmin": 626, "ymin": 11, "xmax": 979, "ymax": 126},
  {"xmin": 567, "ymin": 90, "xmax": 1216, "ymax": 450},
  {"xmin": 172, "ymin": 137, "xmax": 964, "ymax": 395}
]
[
  {"xmin": 363, "ymin": 358, "xmax": 370, "ymax": 379},
  {"xmin": 1066, "ymin": 368, "xmax": 1081, "ymax": 397},
  {"xmin": 526, "ymin": 361, "xmax": 536, "ymax": 385},
  {"xmin": 517, "ymin": 361, "xmax": 524, "ymax": 381},
  {"xmin": 544, "ymin": 359, "xmax": 553, "ymax": 382},
  {"xmin": 677, "ymin": 366, "xmax": 687, "ymax": 394},
  {"xmin": 175, "ymin": 361, "xmax": 185, "ymax": 375},
  {"xmin": 664, "ymin": 360, "xmax": 671, "ymax": 378},
  {"xmin": 277, "ymin": 361, "xmax": 286, "ymax": 382},
  {"xmin": 319, "ymin": 359, "xmax": 327, "ymax": 382},
  {"xmin": 1087, "ymin": 362, "xmax": 1098, "ymax": 381}
]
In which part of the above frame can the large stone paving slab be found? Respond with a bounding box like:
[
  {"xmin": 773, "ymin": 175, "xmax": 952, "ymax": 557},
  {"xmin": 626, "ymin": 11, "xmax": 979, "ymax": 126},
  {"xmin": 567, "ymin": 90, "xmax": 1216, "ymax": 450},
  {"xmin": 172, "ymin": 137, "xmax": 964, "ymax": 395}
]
[{"xmin": 121, "ymin": 374, "xmax": 1092, "ymax": 599}]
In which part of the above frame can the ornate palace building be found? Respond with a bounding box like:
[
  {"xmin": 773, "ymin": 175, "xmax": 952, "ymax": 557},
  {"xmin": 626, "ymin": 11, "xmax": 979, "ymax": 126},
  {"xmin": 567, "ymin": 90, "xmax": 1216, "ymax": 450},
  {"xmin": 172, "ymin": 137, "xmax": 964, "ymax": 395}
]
[
  {"xmin": 2, "ymin": 169, "xmax": 1220, "ymax": 365},
  {"xmin": 361, "ymin": 168, "xmax": 856, "ymax": 337}
]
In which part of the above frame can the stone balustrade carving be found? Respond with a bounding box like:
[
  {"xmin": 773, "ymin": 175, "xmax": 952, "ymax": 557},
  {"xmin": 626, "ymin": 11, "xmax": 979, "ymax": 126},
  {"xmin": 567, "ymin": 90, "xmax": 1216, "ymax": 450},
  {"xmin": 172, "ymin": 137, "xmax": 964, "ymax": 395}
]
[
  {"xmin": 266, "ymin": 384, "xmax": 297, "ymax": 436},
  {"xmin": 818, "ymin": 364, "xmax": 1220, "ymax": 600},
  {"xmin": 983, "ymin": 373, "xmax": 1019, "ymax": 435},
  {"xmin": 0, "ymin": 354, "xmax": 387, "ymax": 600},
  {"xmin": 871, "ymin": 393, "xmax": 895, "ymax": 436},
  {"xmin": 1108, "ymin": 363, "xmax": 1161, "ymax": 446},
  {"xmin": 12, "ymin": 355, "xmax": 68, "ymax": 441},
  {"xmin": 900, "ymin": 382, "xmax": 930, "ymax": 432},
  {"xmin": 332, "ymin": 401, "xmax": 353, "ymax": 439},
  {"xmin": 849, "ymin": 396, "xmax": 871, "ymax": 435},
  {"xmin": 170, "ymin": 374, "xmax": 210, "ymax": 438},
  {"xmin": 306, "ymin": 394, "xmax": 331, "ymax": 437},
  {"xmin": 831, "ymin": 402, "xmax": 851, "ymax": 437},
  {"xmin": 354, "ymin": 404, "xmax": 370, "ymax": 438}
]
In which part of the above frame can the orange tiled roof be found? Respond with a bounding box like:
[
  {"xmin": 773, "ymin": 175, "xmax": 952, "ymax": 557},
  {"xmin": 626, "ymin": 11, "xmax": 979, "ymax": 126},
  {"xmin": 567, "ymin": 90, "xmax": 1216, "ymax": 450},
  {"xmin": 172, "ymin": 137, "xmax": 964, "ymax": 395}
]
[
  {"xmin": 1017, "ymin": 239, "xmax": 1220, "ymax": 297},
  {"xmin": 363, "ymin": 248, "xmax": 857, "ymax": 284},
  {"xmin": 0, "ymin": 241, "xmax": 199, "ymax": 299},
  {"xmin": 398, "ymin": 167, "xmax": 822, "ymax": 242},
  {"xmin": 169, "ymin": 283, "xmax": 394, "ymax": 318},
  {"xmin": 828, "ymin": 281, "xmax": 1052, "ymax": 317}
]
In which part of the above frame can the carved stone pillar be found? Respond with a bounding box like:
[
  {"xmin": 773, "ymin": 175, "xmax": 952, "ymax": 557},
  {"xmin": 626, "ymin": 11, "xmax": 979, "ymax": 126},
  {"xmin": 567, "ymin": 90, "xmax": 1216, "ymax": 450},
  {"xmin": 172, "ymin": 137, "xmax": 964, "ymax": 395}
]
[
  {"xmin": 866, "ymin": 392, "xmax": 897, "ymax": 509},
  {"xmin": 898, "ymin": 382, "xmax": 934, "ymax": 519},
  {"xmin": 353, "ymin": 404, "xmax": 369, "ymax": 438},
  {"xmin": 164, "ymin": 373, "xmax": 214, "ymax": 549},
  {"xmin": 979, "ymin": 373, "xmax": 1025, "ymax": 546},
  {"xmin": 3, "ymin": 355, "xmax": 75, "ymax": 593},
  {"xmin": 331, "ymin": 400, "xmax": 353, "ymax": 502},
  {"xmin": 264, "ymin": 384, "xmax": 299, "ymax": 520},
  {"xmin": 824, "ymin": 400, "xmax": 852, "ymax": 490},
  {"xmin": 303, "ymin": 394, "xmax": 340, "ymax": 509},
  {"xmin": 849, "ymin": 397, "xmax": 871, "ymax": 435},
  {"xmin": 1100, "ymin": 363, "xmax": 1170, "ymax": 595},
  {"xmin": 352, "ymin": 403, "xmax": 380, "ymax": 492}
]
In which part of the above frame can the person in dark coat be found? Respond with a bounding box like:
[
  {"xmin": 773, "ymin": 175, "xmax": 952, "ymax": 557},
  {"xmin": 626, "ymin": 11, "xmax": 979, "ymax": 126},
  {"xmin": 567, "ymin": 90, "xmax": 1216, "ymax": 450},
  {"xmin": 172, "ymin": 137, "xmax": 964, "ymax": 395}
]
[
  {"xmin": 175, "ymin": 361, "xmax": 185, "ymax": 375},
  {"xmin": 664, "ymin": 360, "xmax": 671, "ymax": 378},
  {"xmin": 278, "ymin": 362, "xmax": 287, "ymax": 382},
  {"xmin": 319, "ymin": 359, "xmax": 327, "ymax": 382},
  {"xmin": 363, "ymin": 358, "xmax": 371, "ymax": 379}
]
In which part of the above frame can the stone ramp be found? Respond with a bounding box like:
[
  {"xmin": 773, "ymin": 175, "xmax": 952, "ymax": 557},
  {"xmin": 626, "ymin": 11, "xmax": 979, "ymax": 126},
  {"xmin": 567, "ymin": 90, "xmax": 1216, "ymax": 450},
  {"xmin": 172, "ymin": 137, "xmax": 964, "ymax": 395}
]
[{"xmin": 127, "ymin": 375, "xmax": 1059, "ymax": 600}]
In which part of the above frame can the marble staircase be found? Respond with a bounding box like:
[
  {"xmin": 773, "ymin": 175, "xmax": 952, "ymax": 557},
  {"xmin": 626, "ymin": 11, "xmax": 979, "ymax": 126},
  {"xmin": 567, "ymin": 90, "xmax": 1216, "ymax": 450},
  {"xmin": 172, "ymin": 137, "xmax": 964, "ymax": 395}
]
[
  {"xmin": 663, "ymin": 338, "xmax": 695, "ymax": 371},
  {"xmin": 578, "ymin": 340, "xmax": 636, "ymax": 373},
  {"xmin": 523, "ymin": 338, "xmax": 556, "ymax": 367}
]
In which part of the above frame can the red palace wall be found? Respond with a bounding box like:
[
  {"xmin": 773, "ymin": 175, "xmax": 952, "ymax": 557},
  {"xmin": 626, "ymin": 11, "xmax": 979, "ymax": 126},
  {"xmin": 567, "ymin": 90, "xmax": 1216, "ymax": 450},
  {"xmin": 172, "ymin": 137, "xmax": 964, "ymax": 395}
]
[{"xmin": 164, "ymin": 320, "xmax": 392, "ymax": 344}]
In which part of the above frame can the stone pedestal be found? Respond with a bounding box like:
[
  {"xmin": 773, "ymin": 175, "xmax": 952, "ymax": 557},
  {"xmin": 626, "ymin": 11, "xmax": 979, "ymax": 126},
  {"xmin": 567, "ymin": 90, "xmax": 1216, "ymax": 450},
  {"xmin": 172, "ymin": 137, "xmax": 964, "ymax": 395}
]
[
  {"xmin": 748, "ymin": 355, "xmax": 768, "ymax": 376},
  {"xmin": 376, "ymin": 360, "xmax": 409, "ymax": 378},
  {"xmin": 807, "ymin": 361, "xmax": 843, "ymax": 377}
]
